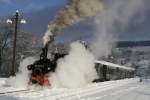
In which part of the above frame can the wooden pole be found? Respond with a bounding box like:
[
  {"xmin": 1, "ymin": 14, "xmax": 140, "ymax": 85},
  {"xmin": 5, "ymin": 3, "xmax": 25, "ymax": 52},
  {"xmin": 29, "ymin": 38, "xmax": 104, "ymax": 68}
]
[{"xmin": 11, "ymin": 11, "xmax": 19, "ymax": 76}]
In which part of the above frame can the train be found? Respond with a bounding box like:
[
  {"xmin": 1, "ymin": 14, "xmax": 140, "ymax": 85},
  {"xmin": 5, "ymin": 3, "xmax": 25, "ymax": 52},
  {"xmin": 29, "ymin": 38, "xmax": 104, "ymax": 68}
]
[
  {"xmin": 27, "ymin": 46, "xmax": 135, "ymax": 86},
  {"xmin": 94, "ymin": 60, "xmax": 135, "ymax": 82}
]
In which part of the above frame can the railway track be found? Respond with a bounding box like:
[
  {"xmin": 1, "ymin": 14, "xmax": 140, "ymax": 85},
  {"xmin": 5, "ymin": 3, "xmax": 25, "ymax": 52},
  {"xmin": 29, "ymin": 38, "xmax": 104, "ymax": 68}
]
[{"xmin": 0, "ymin": 89, "xmax": 37, "ymax": 96}]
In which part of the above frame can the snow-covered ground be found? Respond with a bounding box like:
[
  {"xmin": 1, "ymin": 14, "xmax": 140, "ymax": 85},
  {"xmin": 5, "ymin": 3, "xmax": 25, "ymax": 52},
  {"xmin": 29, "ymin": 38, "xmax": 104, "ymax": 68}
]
[{"xmin": 0, "ymin": 78, "xmax": 150, "ymax": 100}]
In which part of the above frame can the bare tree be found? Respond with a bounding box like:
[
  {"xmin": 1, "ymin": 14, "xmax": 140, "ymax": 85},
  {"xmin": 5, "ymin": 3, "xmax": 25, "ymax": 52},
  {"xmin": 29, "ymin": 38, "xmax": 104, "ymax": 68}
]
[
  {"xmin": 15, "ymin": 31, "xmax": 42, "ymax": 68},
  {"xmin": 0, "ymin": 22, "xmax": 12, "ymax": 76},
  {"xmin": 0, "ymin": 21, "xmax": 42, "ymax": 77}
]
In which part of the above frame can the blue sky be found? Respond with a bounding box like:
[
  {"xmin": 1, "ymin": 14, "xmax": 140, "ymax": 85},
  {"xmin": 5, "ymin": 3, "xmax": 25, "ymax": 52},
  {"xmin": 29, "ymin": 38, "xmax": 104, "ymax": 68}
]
[
  {"xmin": 0, "ymin": 0, "xmax": 150, "ymax": 41},
  {"xmin": 0, "ymin": 0, "xmax": 64, "ymax": 16}
]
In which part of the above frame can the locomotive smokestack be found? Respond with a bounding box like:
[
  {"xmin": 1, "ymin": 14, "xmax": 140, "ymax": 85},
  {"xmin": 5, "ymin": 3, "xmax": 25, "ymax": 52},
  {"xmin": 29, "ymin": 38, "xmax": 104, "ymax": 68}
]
[{"xmin": 43, "ymin": 0, "xmax": 103, "ymax": 46}]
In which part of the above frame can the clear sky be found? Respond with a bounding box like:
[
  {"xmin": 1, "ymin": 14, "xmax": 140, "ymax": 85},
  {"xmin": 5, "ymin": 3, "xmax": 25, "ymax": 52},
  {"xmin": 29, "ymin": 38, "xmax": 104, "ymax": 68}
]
[{"xmin": 0, "ymin": 0, "xmax": 64, "ymax": 16}]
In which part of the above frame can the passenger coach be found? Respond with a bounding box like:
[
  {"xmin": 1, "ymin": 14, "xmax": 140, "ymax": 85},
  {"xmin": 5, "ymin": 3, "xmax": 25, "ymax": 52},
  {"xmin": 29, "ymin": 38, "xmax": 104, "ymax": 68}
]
[{"xmin": 94, "ymin": 60, "xmax": 135, "ymax": 82}]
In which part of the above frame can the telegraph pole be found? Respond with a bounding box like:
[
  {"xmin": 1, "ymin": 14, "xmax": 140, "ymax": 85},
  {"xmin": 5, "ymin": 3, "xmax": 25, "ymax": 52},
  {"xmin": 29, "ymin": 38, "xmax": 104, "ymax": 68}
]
[
  {"xmin": 7, "ymin": 10, "xmax": 26, "ymax": 76},
  {"xmin": 11, "ymin": 11, "xmax": 19, "ymax": 76}
]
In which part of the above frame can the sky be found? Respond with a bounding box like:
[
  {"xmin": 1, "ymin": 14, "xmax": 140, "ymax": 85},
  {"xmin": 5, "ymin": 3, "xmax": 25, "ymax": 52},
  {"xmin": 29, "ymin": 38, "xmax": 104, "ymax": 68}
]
[
  {"xmin": 0, "ymin": 0, "xmax": 64, "ymax": 16},
  {"xmin": 0, "ymin": 0, "xmax": 150, "ymax": 42}
]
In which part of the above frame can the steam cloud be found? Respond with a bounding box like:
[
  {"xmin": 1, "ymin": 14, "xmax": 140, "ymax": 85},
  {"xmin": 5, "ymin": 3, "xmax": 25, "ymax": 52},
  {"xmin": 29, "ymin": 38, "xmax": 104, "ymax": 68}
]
[
  {"xmin": 49, "ymin": 42, "xmax": 97, "ymax": 88},
  {"xmin": 6, "ymin": 57, "xmax": 37, "ymax": 89},
  {"xmin": 43, "ymin": 0, "xmax": 103, "ymax": 46},
  {"xmin": 6, "ymin": 42, "xmax": 97, "ymax": 89},
  {"xmin": 91, "ymin": 0, "xmax": 146, "ymax": 58}
]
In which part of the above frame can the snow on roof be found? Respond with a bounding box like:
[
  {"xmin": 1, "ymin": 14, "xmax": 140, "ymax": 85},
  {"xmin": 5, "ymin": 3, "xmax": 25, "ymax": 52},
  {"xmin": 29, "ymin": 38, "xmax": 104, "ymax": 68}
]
[{"xmin": 95, "ymin": 60, "xmax": 135, "ymax": 71}]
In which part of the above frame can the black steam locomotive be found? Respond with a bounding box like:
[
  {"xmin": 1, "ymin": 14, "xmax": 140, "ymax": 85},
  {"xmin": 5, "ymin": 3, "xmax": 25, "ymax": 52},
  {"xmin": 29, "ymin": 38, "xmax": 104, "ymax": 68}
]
[{"xmin": 27, "ymin": 46, "xmax": 66, "ymax": 86}]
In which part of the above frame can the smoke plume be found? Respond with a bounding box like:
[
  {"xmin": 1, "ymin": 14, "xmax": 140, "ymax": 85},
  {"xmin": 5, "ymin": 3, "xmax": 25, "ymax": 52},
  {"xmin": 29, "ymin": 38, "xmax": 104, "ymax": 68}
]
[
  {"xmin": 91, "ymin": 0, "xmax": 146, "ymax": 58},
  {"xmin": 43, "ymin": 0, "xmax": 103, "ymax": 46},
  {"xmin": 49, "ymin": 42, "xmax": 97, "ymax": 88}
]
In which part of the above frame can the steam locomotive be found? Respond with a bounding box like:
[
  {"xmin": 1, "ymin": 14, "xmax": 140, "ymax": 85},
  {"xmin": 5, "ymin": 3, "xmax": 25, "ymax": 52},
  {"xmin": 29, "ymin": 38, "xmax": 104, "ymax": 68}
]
[{"xmin": 27, "ymin": 46, "xmax": 66, "ymax": 86}]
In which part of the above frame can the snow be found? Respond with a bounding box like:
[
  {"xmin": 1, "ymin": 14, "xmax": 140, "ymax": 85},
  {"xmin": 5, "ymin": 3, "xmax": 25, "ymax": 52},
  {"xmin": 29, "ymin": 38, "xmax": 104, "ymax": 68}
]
[
  {"xmin": 0, "ymin": 78, "xmax": 150, "ymax": 100},
  {"xmin": 0, "ymin": 78, "xmax": 26, "ymax": 94},
  {"xmin": 95, "ymin": 60, "xmax": 135, "ymax": 71},
  {"xmin": 0, "ymin": 78, "xmax": 6, "ymax": 85}
]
